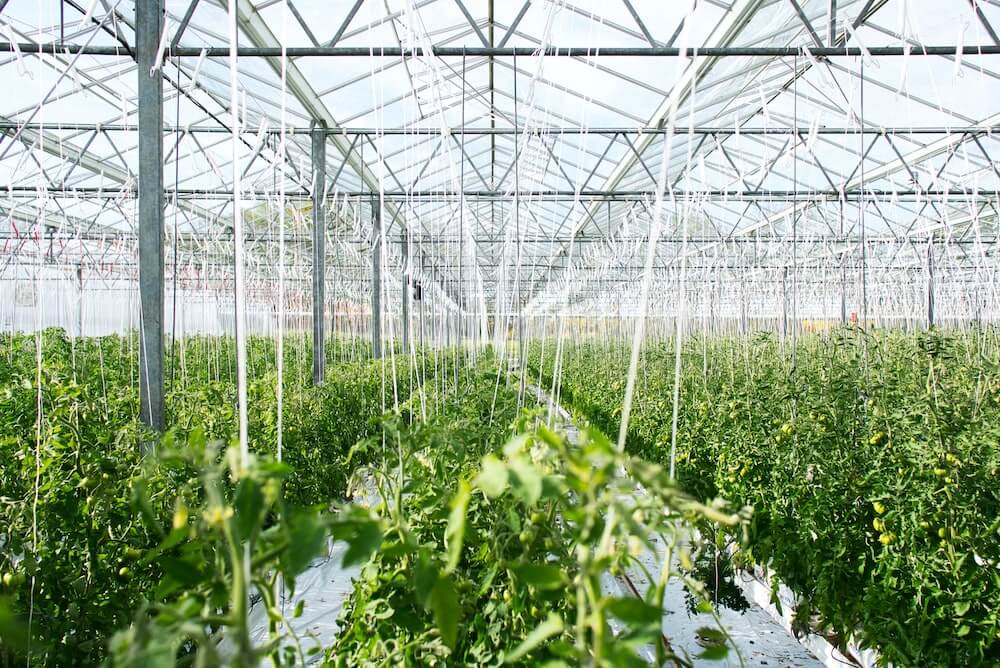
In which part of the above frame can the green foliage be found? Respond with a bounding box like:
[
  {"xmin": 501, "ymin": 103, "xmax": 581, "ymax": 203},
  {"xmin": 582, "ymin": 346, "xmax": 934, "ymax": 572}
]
[
  {"xmin": 327, "ymin": 365, "xmax": 536, "ymax": 665},
  {"xmin": 530, "ymin": 327, "xmax": 1000, "ymax": 666},
  {"xmin": 329, "ymin": 364, "xmax": 748, "ymax": 666},
  {"xmin": 0, "ymin": 329, "xmax": 444, "ymax": 665}
]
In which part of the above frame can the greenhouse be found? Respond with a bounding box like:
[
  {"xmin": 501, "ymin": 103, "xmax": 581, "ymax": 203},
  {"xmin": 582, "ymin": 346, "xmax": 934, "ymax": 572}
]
[{"xmin": 0, "ymin": 0, "xmax": 998, "ymax": 665}]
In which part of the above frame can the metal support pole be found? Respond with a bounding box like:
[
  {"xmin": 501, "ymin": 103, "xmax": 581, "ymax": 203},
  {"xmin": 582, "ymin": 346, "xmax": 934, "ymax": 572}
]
[
  {"xmin": 401, "ymin": 228, "xmax": 410, "ymax": 349},
  {"xmin": 840, "ymin": 261, "xmax": 847, "ymax": 324},
  {"xmin": 781, "ymin": 266, "xmax": 789, "ymax": 344},
  {"xmin": 77, "ymin": 264, "xmax": 83, "ymax": 338},
  {"xmin": 312, "ymin": 124, "xmax": 326, "ymax": 384},
  {"xmin": 372, "ymin": 201, "xmax": 382, "ymax": 359},
  {"xmin": 927, "ymin": 240, "xmax": 935, "ymax": 328},
  {"xmin": 137, "ymin": 0, "xmax": 164, "ymax": 436},
  {"xmin": 839, "ymin": 201, "xmax": 847, "ymax": 324},
  {"xmin": 827, "ymin": 0, "xmax": 837, "ymax": 46}
]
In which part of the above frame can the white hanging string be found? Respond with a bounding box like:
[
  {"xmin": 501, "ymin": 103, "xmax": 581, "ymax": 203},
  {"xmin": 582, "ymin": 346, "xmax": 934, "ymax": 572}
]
[
  {"xmin": 617, "ymin": 5, "xmax": 694, "ymax": 454},
  {"xmin": 227, "ymin": 0, "xmax": 248, "ymax": 466},
  {"xmin": 276, "ymin": 0, "xmax": 288, "ymax": 465}
]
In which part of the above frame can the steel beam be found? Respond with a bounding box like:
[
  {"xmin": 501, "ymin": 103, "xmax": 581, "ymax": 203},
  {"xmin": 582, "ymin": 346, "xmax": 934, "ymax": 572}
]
[
  {"xmin": 4, "ymin": 43, "xmax": 1000, "ymax": 57},
  {"xmin": 137, "ymin": 0, "xmax": 164, "ymax": 436},
  {"xmin": 4, "ymin": 121, "xmax": 995, "ymax": 135},
  {"xmin": 968, "ymin": 0, "xmax": 1000, "ymax": 47},
  {"xmin": 3, "ymin": 186, "xmax": 992, "ymax": 201},
  {"xmin": 312, "ymin": 124, "xmax": 326, "ymax": 384}
]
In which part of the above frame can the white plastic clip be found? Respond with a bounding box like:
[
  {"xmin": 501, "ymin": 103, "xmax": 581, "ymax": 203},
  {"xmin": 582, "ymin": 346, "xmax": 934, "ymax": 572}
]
[
  {"xmin": 189, "ymin": 48, "xmax": 208, "ymax": 91},
  {"xmin": 150, "ymin": 19, "xmax": 171, "ymax": 75}
]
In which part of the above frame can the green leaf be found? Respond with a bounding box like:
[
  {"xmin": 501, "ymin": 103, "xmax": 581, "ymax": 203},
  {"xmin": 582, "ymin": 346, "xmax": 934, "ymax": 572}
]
[
  {"xmin": 503, "ymin": 612, "xmax": 564, "ymax": 664},
  {"xmin": 508, "ymin": 458, "xmax": 542, "ymax": 506},
  {"xmin": 475, "ymin": 454, "xmax": 508, "ymax": 498},
  {"xmin": 513, "ymin": 563, "xmax": 565, "ymax": 590},
  {"xmin": 159, "ymin": 556, "xmax": 205, "ymax": 587},
  {"xmin": 139, "ymin": 526, "xmax": 188, "ymax": 567},
  {"xmin": 503, "ymin": 433, "xmax": 532, "ymax": 458},
  {"xmin": 233, "ymin": 477, "xmax": 265, "ymax": 542},
  {"xmin": 414, "ymin": 551, "xmax": 438, "ymax": 608},
  {"xmin": 341, "ymin": 520, "xmax": 382, "ymax": 568},
  {"xmin": 330, "ymin": 507, "xmax": 385, "ymax": 568},
  {"xmin": 536, "ymin": 424, "xmax": 562, "ymax": 449},
  {"xmin": 606, "ymin": 597, "xmax": 662, "ymax": 626},
  {"xmin": 476, "ymin": 561, "xmax": 500, "ymax": 598},
  {"xmin": 0, "ymin": 596, "xmax": 29, "ymax": 652},
  {"xmin": 954, "ymin": 600, "xmax": 971, "ymax": 617},
  {"xmin": 430, "ymin": 576, "xmax": 460, "ymax": 649},
  {"xmin": 445, "ymin": 480, "xmax": 471, "ymax": 572},
  {"xmin": 284, "ymin": 511, "xmax": 327, "ymax": 576},
  {"xmin": 697, "ymin": 644, "xmax": 729, "ymax": 660},
  {"xmin": 695, "ymin": 626, "xmax": 728, "ymax": 645},
  {"xmin": 188, "ymin": 425, "xmax": 207, "ymax": 455},
  {"xmin": 130, "ymin": 480, "xmax": 164, "ymax": 538}
]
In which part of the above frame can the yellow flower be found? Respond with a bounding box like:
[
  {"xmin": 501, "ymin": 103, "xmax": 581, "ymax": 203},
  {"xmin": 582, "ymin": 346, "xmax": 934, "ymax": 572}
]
[
  {"xmin": 172, "ymin": 502, "xmax": 189, "ymax": 530},
  {"xmin": 203, "ymin": 505, "xmax": 234, "ymax": 528}
]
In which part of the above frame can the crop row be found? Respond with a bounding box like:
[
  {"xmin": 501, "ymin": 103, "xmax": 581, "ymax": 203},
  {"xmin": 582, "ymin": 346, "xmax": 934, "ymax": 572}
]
[
  {"xmin": 529, "ymin": 327, "xmax": 1000, "ymax": 666},
  {"xmin": 0, "ymin": 329, "xmax": 467, "ymax": 665}
]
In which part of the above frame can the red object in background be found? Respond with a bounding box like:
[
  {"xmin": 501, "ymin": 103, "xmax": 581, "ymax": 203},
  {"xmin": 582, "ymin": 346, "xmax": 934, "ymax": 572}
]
[{"xmin": 850, "ymin": 312, "xmax": 858, "ymax": 323}]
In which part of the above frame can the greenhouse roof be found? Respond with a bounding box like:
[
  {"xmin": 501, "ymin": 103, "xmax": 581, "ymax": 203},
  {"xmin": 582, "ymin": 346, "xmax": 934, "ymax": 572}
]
[{"xmin": 1, "ymin": 0, "xmax": 998, "ymax": 308}]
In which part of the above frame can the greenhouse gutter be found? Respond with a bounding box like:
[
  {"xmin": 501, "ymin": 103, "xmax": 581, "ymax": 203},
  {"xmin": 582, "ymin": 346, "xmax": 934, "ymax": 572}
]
[
  {"xmin": 3, "ymin": 122, "xmax": 996, "ymax": 135},
  {"xmin": 2, "ymin": 44, "xmax": 1000, "ymax": 57}
]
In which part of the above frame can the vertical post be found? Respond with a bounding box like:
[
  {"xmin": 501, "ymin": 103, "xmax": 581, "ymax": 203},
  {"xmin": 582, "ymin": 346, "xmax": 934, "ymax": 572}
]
[
  {"xmin": 137, "ymin": 0, "xmax": 164, "ymax": 436},
  {"xmin": 827, "ymin": 0, "xmax": 837, "ymax": 46},
  {"xmin": 77, "ymin": 264, "xmax": 84, "ymax": 338},
  {"xmin": 781, "ymin": 266, "xmax": 788, "ymax": 344},
  {"xmin": 839, "ymin": 200, "xmax": 847, "ymax": 324},
  {"xmin": 740, "ymin": 276, "xmax": 748, "ymax": 335},
  {"xmin": 927, "ymin": 239, "xmax": 935, "ymax": 328},
  {"xmin": 311, "ymin": 124, "xmax": 326, "ymax": 384},
  {"xmin": 372, "ymin": 201, "xmax": 382, "ymax": 359},
  {"xmin": 402, "ymin": 227, "xmax": 410, "ymax": 349}
]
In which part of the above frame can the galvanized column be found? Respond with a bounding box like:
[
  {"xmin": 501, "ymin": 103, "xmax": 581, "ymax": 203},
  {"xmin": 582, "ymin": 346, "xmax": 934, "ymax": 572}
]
[
  {"xmin": 839, "ymin": 200, "xmax": 847, "ymax": 324},
  {"xmin": 312, "ymin": 124, "xmax": 326, "ymax": 384},
  {"xmin": 927, "ymin": 240, "xmax": 935, "ymax": 328},
  {"xmin": 401, "ymin": 227, "xmax": 410, "ymax": 349},
  {"xmin": 137, "ymin": 0, "xmax": 164, "ymax": 435},
  {"xmin": 781, "ymin": 266, "xmax": 789, "ymax": 343},
  {"xmin": 827, "ymin": 0, "xmax": 837, "ymax": 46},
  {"xmin": 372, "ymin": 201, "xmax": 382, "ymax": 358}
]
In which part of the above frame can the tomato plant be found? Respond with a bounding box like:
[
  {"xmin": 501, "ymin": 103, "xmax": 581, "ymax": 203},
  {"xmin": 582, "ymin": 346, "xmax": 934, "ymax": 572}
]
[{"xmin": 529, "ymin": 327, "xmax": 1000, "ymax": 666}]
